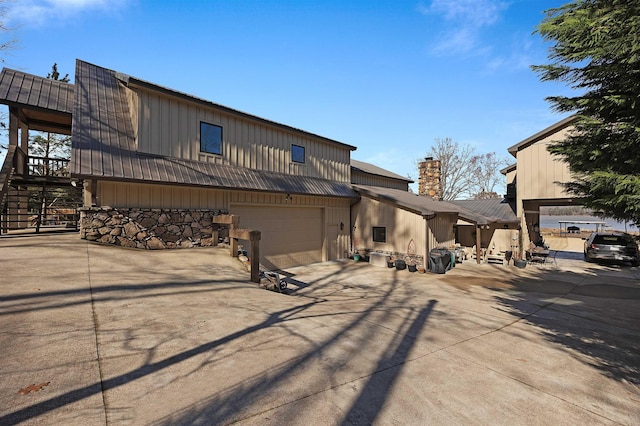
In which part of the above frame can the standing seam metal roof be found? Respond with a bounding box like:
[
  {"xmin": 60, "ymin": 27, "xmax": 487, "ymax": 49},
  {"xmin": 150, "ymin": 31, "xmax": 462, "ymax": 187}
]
[
  {"xmin": 0, "ymin": 68, "xmax": 74, "ymax": 113},
  {"xmin": 352, "ymin": 185, "xmax": 493, "ymax": 225},
  {"xmin": 449, "ymin": 198, "xmax": 519, "ymax": 224},
  {"xmin": 350, "ymin": 159, "xmax": 413, "ymax": 183}
]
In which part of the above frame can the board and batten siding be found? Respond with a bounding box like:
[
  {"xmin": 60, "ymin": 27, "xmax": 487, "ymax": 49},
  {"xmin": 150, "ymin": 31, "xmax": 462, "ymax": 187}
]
[
  {"xmin": 133, "ymin": 88, "xmax": 351, "ymax": 182},
  {"xmin": 98, "ymin": 181, "xmax": 351, "ymax": 211},
  {"xmin": 350, "ymin": 172, "xmax": 409, "ymax": 191},
  {"xmin": 426, "ymin": 214, "xmax": 456, "ymax": 252},
  {"xmin": 516, "ymin": 127, "xmax": 573, "ymax": 201},
  {"xmin": 352, "ymin": 197, "xmax": 428, "ymax": 259}
]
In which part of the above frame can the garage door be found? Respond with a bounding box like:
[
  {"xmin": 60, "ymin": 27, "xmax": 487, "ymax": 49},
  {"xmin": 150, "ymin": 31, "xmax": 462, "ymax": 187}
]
[{"xmin": 231, "ymin": 205, "xmax": 323, "ymax": 269}]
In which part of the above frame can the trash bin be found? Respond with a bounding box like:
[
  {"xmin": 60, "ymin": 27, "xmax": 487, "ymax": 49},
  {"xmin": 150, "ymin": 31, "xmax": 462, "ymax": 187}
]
[{"xmin": 429, "ymin": 248, "xmax": 452, "ymax": 274}]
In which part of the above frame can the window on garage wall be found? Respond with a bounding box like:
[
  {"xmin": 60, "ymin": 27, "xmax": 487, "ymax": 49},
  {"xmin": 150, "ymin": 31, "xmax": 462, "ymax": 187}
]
[
  {"xmin": 200, "ymin": 122, "xmax": 222, "ymax": 155},
  {"xmin": 292, "ymin": 144, "xmax": 305, "ymax": 163},
  {"xmin": 372, "ymin": 226, "xmax": 386, "ymax": 243}
]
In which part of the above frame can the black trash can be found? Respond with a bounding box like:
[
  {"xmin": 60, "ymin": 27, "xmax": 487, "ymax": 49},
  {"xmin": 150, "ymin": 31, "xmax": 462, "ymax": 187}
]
[{"xmin": 429, "ymin": 248, "xmax": 452, "ymax": 274}]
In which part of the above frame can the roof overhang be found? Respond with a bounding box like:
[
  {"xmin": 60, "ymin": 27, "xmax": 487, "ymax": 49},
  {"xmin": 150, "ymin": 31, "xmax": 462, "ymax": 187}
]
[{"xmin": 507, "ymin": 115, "xmax": 577, "ymax": 158}]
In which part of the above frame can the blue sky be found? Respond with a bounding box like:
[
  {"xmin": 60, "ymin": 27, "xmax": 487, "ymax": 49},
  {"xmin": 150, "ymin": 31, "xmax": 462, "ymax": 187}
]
[{"xmin": 2, "ymin": 0, "xmax": 572, "ymax": 192}]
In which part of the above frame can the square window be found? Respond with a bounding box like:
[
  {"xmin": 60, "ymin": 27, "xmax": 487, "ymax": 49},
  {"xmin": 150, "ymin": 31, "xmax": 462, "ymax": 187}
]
[
  {"xmin": 372, "ymin": 227, "xmax": 386, "ymax": 243},
  {"xmin": 292, "ymin": 144, "xmax": 305, "ymax": 164},
  {"xmin": 200, "ymin": 122, "xmax": 222, "ymax": 155}
]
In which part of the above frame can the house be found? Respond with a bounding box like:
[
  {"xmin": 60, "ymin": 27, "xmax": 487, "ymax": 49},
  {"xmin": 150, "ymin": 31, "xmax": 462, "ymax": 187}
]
[
  {"xmin": 0, "ymin": 58, "xmax": 522, "ymax": 272},
  {"xmin": 1, "ymin": 60, "xmax": 359, "ymax": 270}
]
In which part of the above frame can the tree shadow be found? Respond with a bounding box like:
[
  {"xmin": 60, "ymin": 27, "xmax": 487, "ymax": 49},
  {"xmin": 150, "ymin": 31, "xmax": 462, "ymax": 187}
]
[
  {"xmin": 1, "ymin": 262, "xmax": 439, "ymax": 425},
  {"xmin": 492, "ymin": 268, "xmax": 640, "ymax": 386}
]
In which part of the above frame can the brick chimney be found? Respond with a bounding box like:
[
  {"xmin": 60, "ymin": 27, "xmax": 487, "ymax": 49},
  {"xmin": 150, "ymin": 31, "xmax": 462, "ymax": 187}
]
[{"xmin": 418, "ymin": 157, "xmax": 442, "ymax": 200}]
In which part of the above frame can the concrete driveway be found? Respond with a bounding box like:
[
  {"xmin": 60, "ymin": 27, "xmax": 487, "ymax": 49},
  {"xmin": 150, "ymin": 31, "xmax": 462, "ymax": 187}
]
[{"xmin": 0, "ymin": 233, "xmax": 639, "ymax": 425}]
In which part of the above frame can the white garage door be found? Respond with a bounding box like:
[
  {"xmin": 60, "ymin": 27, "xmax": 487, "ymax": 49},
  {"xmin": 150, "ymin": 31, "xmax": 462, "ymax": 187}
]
[{"xmin": 231, "ymin": 205, "xmax": 323, "ymax": 270}]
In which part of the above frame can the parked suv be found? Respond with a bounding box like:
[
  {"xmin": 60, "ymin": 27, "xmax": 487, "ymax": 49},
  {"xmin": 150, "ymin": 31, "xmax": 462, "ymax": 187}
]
[{"xmin": 584, "ymin": 232, "xmax": 640, "ymax": 266}]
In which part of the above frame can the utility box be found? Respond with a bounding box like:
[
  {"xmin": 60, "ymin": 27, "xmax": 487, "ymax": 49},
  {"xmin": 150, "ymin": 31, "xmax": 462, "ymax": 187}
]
[{"xmin": 369, "ymin": 252, "xmax": 388, "ymax": 267}]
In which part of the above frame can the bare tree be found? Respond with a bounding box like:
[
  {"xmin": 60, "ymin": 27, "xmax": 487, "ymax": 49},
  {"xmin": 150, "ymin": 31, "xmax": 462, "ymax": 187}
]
[
  {"xmin": 0, "ymin": 1, "xmax": 16, "ymax": 60},
  {"xmin": 469, "ymin": 152, "xmax": 510, "ymax": 199},
  {"xmin": 424, "ymin": 137, "xmax": 476, "ymax": 200},
  {"xmin": 420, "ymin": 138, "xmax": 509, "ymax": 200}
]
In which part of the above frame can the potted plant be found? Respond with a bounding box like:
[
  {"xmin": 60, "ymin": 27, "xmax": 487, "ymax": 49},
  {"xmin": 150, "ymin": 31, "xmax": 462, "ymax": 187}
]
[
  {"xmin": 406, "ymin": 256, "xmax": 417, "ymax": 272},
  {"xmin": 387, "ymin": 255, "xmax": 395, "ymax": 268}
]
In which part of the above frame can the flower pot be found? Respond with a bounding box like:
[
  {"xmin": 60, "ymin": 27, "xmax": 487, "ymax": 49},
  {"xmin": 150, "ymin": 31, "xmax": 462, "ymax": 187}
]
[
  {"xmin": 395, "ymin": 260, "xmax": 406, "ymax": 270},
  {"xmin": 387, "ymin": 259, "xmax": 395, "ymax": 268},
  {"xmin": 407, "ymin": 263, "xmax": 417, "ymax": 272},
  {"xmin": 353, "ymin": 254, "xmax": 360, "ymax": 261},
  {"xmin": 514, "ymin": 259, "xmax": 527, "ymax": 268}
]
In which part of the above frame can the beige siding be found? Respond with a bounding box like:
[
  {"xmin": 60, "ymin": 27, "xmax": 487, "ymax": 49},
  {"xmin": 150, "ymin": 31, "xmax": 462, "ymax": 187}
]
[
  {"xmin": 352, "ymin": 197, "xmax": 428, "ymax": 258},
  {"xmin": 123, "ymin": 84, "xmax": 139, "ymax": 146},
  {"xmin": 351, "ymin": 171, "xmax": 409, "ymax": 191},
  {"xmin": 135, "ymin": 88, "xmax": 351, "ymax": 182},
  {"xmin": 426, "ymin": 214, "xmax": 456, "ymax": 252},
  {"xmin": 516, "ymin": 127, "xmax": 573, "ymax": 201},
  {"xmin": 98, "ymin": 181, "xmax": 228, "ymax": 209},
  {"xmin": 505, "ymin": 169, "xmax": 516, "ymax": 185}
]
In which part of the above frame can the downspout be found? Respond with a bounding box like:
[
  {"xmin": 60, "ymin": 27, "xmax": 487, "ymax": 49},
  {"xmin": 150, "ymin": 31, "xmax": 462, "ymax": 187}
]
[{"xmin": 349, "ymin": 194, "xmax": 361, "ymax": 257}]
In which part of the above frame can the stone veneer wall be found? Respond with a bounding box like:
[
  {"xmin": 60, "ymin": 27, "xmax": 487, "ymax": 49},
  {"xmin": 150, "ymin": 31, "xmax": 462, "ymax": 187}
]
[{"xmin": 79, "ymin": 207, "xmax": 229, "ymax": 249}]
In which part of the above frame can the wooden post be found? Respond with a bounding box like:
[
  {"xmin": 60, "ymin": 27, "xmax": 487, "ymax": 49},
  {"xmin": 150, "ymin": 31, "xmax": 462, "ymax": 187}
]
[
  {"xmin": 212, "ymin": 215, "xmax": 240, "ymax": 257},
  {"xmin": 250, "ymin": 230, "xmax": 261, "ymax": 283},
  {"xmin": 211, "ymin": 224, "xmax": 219, "ymax": 247},
  {"xmin": 8, "ymin": 107, "xmax": 18, "ymax": 147},
  {"xmin": 230, "ymin": 228, "xmax": 262, "ymax": 283},
  {"xmin": 476, "ymin": 225, "xmax": 482, "ymax": 264}
]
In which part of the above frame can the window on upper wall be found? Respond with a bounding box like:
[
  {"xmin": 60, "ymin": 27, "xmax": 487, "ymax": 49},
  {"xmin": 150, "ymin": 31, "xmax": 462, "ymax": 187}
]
[
  {"xmin": 292, "ymin": 144, "xmax": 305, "ymax": 164},
  {"xmin": 372, "ymin": 227, "xmax": 386, "ymax": 243},
  {"xmin": 200, "ymin": 122, "xmax": 222, "ymax": 155}
]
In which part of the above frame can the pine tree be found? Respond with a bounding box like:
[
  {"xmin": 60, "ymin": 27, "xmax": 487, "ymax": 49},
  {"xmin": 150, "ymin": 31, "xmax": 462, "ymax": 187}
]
[{"xmin": 533, "ymin": 0, "xmax": 640, "ymax": 224}]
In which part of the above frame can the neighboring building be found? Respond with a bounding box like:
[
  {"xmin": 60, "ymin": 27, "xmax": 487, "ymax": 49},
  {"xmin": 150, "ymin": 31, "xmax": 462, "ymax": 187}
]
[{"xmin": 504, "ymin": 115, "xmax": 577, "ymax": 251}]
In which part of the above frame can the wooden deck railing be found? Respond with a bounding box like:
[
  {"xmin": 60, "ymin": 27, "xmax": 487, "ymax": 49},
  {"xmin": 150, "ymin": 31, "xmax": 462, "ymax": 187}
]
[{"xmin": 26, "ymin": 155, "xmax": 70, "ymax": 177}]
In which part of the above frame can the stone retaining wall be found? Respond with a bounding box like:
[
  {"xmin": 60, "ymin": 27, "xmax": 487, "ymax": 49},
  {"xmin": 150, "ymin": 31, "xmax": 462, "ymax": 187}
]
[{"xmin": 79, "ymin": 207, "xmax": 229, "ymax": 249}]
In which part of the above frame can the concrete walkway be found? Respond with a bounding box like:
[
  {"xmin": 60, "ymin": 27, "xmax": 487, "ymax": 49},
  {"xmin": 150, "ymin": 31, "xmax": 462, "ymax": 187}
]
[{"xmin": 0, "ymin": 233, "xmax": 638, "ymax": 425}]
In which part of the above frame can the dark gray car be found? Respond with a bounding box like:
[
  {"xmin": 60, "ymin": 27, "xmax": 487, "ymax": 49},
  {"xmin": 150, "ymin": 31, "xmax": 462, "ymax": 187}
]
[{"xmin": 584, "ymin": 232, "xmax": 640, "ymax": 266}]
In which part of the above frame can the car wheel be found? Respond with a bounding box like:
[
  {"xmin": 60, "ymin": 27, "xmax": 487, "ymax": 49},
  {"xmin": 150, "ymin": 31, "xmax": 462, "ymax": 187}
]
[{"xmin": 584, "ymin": 252, "xmax": 594, "ymax": 263}]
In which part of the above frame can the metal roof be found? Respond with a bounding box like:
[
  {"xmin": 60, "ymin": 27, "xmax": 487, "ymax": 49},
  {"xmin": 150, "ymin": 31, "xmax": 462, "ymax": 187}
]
[
  {"xmin": 0, "ymin": 68, "xmax": 74, "ymax": 113},
  {"xmin": 70, "ymin": 60, "xmax": 357, "ymax": 198},
  {"xmin": 500, "ymin": 163, "xmax": 516, "ymax": 175},
  {"xmin": 352, "ymin": 185, "xmax": 491, "ymax": 225},
  {"xmin": 0, "ymin": 68, "xmax": 74, "ymax": 134},
  {"xmin": 350, "ymin": 159, "xmax": 413, "ymax": 183},
  {"xmin": 507, "ymin": 115, "xmax": 577, "ymax": 157},
  {"xmin": 449, "ymin": 198, "xmax": 519, "ymax": 224}
]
